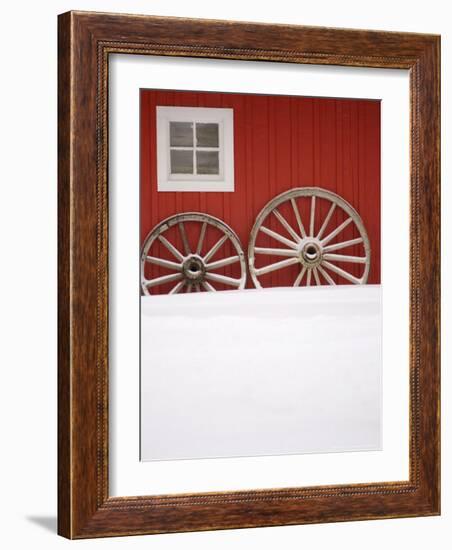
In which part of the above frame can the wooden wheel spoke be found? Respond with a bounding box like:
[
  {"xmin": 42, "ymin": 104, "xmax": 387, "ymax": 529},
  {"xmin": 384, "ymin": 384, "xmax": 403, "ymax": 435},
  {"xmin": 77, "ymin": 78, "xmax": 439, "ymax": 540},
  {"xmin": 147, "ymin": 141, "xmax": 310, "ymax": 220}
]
[
  {"xmin": 205, "ymin": 272, "xmax": 242, "ymax": 287},
  {"xmin": 203, "ymin": 235, "xmax": 228, "ymax": 263},
  {"xmin": 323, "ymin": 237, "xmax": 363, "ymax": 252},
  {"xmin": 291, "ymin": 198, "xmax": 307, "ymax": 238},
  {"xmin": 260, "ymin": 226, "xmax": 299, "ymax": 249},
  {"xmin": 169, "ymin": 280, "xmax": 185, "ymax": 294},
  {"xmin": 145, "ymin": 272, "xmax": 183, "ymax": 288},
  {"xmin": 294, "ymin": 266, "xmax": 307, "ymax": 287},
  {"xmin": 255, "ymin": 257, "xmax": 299, "ymax": 276},
  {"xmin": 178, "ymin": 222, "xmax": 191, "ymax": 255},
  {"xmin": 157, "ymin": 235, "xmax": 184, "ymax": 262},
  {"xmin": 313, "ymin": 267, "xmax": 321, "ymax": 285},
  {"xmin": 206, "ymin": 255, "xmax": 240, "ymax": 270},
  {"xmin": 316, "ymin": 203, "xmax": 336, "ymax": 240},
  {"xmin": 254, "ymin": 247, "xmax": 298, "ymax": 257},
  {"xmin": 322, "ymin": 261, "xmax": 362, "ymax": 284},
  {"xmin": 273, "ymin": 208, "xmax": 302, "ymax": 243},
  {"xmin": 306, "ymin": 269, "xmax": 312, "ymax": 286},
  {"xmin": 323, "ymin": 253, "xmax": 367, "ymax": 264},
  {"xmin": 321, "ymin": 217, "xmax": 353, "ymax": 246},
  {"xmin": 145, "ymin": 256, "xmax": 182, "ymax": 271},
  {"xmin": 309, "ymin": 196, "xmax": 316, "ymax": 237},
  {"xmin": 317, "ymin": 265, "xmax": 336, "ymax": 285},
  {"xmin": 202, "ymin": 281, "xmax": 217, "ymax": 292},
  {"xmin": 196, "ymin": 222, "xmax": 207, "ymax": 255}
]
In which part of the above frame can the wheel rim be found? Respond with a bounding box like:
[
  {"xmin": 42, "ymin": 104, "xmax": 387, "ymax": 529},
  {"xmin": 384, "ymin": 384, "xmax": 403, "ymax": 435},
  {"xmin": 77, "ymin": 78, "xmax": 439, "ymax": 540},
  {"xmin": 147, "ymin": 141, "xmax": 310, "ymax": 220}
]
[
  {"xmin": 248, "ymin": 187, "xmax": 371, "ymax": 288},
  {"xmin": 141, "ymin": 213, "xmax": 247, "ymax": 295}
]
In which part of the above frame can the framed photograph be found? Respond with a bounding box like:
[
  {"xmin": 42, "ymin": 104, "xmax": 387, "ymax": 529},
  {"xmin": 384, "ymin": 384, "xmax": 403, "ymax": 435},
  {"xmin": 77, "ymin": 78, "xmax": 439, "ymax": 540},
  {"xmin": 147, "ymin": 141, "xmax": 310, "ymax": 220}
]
[{"xmin": 58, "ymin": 11, "xmax": 440, "ymax": 538}]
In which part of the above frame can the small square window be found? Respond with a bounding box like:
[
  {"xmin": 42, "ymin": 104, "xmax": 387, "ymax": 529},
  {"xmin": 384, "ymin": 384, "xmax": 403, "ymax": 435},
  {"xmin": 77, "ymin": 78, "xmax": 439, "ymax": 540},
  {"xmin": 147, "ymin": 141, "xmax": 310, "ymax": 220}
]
[{"xmin": 156, "ymin": 106, "xmax": 234, "ymax": 192}]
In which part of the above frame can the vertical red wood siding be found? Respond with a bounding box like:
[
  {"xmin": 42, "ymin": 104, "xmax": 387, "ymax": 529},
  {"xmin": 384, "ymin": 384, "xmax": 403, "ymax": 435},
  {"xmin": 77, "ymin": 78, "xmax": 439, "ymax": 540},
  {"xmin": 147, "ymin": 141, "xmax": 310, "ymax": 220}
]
[{"xmin": 140, "ymin": 90, "xmax": 380, "ymax": 291}]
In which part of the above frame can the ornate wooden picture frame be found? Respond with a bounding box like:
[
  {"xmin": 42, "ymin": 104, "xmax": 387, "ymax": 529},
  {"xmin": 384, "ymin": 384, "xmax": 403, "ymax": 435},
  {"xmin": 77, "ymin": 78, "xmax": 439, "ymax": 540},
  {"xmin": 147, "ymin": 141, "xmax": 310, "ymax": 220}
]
[{"xmin": 58, "ymin": 11, "xmax": 440, "ymax": 539}]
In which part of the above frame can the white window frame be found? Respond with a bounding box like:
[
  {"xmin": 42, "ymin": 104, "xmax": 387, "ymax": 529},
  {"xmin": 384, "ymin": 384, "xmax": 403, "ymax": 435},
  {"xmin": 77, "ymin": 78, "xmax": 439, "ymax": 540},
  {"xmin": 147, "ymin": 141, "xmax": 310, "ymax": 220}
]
[{"xmin": 156, "ymin": 106, "xmax": 234, "ymax": 192}]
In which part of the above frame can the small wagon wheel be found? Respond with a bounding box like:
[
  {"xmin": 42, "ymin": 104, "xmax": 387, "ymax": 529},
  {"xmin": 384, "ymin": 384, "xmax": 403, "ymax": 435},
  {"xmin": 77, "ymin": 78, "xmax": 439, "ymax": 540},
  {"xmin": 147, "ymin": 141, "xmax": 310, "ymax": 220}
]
[
  {"xmin": 248, "ymin": 187, "xmax": 371, "ymax": 288},
  {"xmin": 141, "ymin": 212, "xmax": 247, "ymax": 295}
]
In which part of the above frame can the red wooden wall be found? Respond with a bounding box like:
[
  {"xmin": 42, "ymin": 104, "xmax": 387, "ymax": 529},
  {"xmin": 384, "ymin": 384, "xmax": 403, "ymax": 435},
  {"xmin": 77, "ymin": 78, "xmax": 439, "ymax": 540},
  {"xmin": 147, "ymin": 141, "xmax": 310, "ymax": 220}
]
[{"xmin": 140, "ymin": 89, "xmax": 380, "ymax": 292}]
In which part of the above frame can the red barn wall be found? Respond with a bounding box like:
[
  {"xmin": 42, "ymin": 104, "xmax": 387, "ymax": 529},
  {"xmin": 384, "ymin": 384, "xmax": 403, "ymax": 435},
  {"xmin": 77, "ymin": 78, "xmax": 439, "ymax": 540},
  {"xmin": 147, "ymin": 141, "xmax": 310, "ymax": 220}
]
[{"xmin": 140, "ymin": 89, "xmax": 380, "ymax": 291}]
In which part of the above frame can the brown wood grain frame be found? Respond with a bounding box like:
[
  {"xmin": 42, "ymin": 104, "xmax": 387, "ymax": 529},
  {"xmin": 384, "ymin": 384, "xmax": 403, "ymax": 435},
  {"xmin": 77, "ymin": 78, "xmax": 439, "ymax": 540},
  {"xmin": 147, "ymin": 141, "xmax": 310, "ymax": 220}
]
[{"xmin": 58, "ymin": 10, "xmax": 440, "ymax": 539}]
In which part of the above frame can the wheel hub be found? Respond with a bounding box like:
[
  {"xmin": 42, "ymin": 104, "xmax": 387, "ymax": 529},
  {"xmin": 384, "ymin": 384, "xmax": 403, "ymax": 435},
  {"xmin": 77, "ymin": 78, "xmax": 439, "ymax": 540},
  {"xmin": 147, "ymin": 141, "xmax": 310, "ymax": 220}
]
[
  {"xmin": 299, "ymin": 239, "xmax": 323, "ymax": 268},
  {"xmin": 182, "ymin": 254, "xmax": 206, "ymax": 283}
]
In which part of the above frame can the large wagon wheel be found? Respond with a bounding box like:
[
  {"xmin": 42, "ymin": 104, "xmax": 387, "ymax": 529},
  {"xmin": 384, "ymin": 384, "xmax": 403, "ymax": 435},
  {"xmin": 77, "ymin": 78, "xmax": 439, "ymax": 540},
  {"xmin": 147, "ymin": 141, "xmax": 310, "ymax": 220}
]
[
  {"xmin": 248, "ymin": 187, "xmax": 371, "ymax": 288},
  {"xmin": 141, "ymin": 213, "xmax": 247, "ymax": 295}
]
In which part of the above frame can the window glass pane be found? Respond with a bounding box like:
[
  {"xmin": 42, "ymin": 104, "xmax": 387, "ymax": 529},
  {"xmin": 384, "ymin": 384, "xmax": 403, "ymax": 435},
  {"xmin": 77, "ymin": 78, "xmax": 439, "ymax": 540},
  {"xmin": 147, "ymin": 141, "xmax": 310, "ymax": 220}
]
[
  {"xmin": 196, "ymin": 123, "xmax": 219, "ymax": 148},
  {"xmin": 170, "ymin": 149, "xmax": 193, "ymax": 174},
  {"xmin": 170, "ymin": 122, "xmax": 193, "ymax": 147},
  {"xmin": 196, "ymin": 151, "xmax": 220, "ymax": 175}
]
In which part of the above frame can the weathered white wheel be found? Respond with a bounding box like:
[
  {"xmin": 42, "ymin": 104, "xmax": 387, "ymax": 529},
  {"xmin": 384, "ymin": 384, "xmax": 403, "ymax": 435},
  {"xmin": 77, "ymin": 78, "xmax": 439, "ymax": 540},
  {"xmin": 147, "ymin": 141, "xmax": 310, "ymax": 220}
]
[
  {"xmin": 141, "ymin": 213, "xmax": 247, "ymax": 295},
  {"xmin": 248, "ymin": 187, "xmax": 371, "ymax": 288}
]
